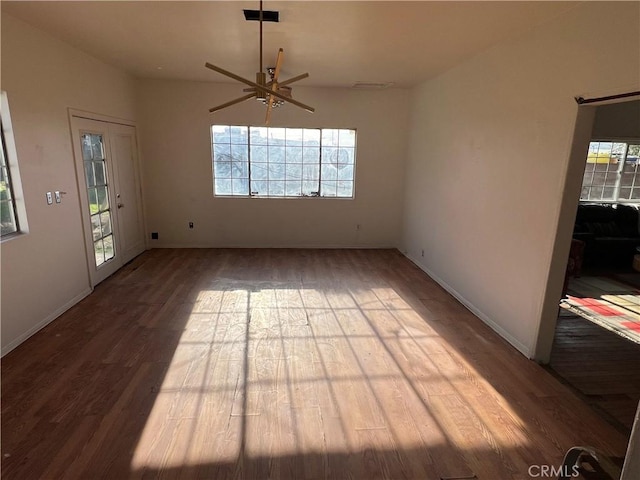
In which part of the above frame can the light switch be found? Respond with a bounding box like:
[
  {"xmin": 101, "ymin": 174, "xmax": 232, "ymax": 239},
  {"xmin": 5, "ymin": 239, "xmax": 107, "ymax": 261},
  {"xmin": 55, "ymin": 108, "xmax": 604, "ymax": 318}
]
[
  {"xmin": 46, "ymin": 192, "xmax": 53, "ymax": 205},
  {"xmin": 54, "ymin": 191, "xmax": 62, "ymax": 203}
]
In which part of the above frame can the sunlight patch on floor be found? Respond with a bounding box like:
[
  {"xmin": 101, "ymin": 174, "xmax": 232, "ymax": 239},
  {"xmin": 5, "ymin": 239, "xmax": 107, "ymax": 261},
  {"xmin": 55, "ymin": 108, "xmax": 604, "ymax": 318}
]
[{"xmin": 131, "ymin": 283, "xmax": 531, "ymax": 471}]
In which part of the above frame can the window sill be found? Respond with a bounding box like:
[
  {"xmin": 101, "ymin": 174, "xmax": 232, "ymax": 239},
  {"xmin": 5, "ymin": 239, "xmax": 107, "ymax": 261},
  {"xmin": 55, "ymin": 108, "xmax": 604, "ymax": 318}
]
[
  {"xmin": 213, "ymin": 195, "xmax": 355, "ymax": 200},
  {"xmin": 579, "ymin": 200, "xmax": 640, "ymax": 205},
  {"xmin": 0, "ymin": 231, "xmax": 27, "ymax": 244}
]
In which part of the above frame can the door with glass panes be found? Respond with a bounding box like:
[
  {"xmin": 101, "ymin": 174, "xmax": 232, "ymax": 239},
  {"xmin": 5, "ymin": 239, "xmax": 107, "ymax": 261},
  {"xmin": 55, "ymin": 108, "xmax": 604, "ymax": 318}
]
[{"xmin": 70, "ymin": 116, "xmax": 145, "ymax": 286}]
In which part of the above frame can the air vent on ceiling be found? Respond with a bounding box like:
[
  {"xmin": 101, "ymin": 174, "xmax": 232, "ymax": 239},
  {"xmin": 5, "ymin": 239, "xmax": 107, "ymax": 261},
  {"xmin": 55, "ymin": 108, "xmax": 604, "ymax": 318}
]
[
  {"xmin": 243, "ymin": 9, "xmax": 279, "ymax": 22},
  {"xmin": 351, "ymin": 81, "xmax": 395, "ymax": 89}
]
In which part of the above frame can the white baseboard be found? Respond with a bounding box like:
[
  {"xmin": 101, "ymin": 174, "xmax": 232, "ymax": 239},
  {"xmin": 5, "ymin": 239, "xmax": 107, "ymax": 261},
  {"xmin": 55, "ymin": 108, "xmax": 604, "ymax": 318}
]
[
  {"xmin": 1, "ymin": 287, "xmax": 93, "ymax": 357},
  {"xmin": 148, "ymin": 243, "xmax": 397, "ymax": 249},
  {"xmin": 404, "ymin": 252, "xmax": 532, "ymax": 358}
]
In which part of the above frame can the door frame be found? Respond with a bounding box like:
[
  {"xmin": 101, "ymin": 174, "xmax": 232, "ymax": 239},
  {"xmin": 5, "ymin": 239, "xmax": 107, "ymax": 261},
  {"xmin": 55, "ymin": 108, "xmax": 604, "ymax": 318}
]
[
  {"xmin": 534, "ymin": 95, "xmax": 640, "ymax": 362},
  {"xmin": 532, "ymin": 105, "xmax": 596, "ymax": 363},
  {"xmin": 68, "ymin": 109, "xmax": 146, "ymax": 288}
]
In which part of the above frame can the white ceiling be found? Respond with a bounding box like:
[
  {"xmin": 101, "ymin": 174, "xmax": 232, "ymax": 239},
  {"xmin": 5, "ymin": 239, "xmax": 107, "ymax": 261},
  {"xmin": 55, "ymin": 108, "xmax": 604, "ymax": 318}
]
[{"xmin": 2, "ymin": 1, "xmax": 578, "ymax": 88}]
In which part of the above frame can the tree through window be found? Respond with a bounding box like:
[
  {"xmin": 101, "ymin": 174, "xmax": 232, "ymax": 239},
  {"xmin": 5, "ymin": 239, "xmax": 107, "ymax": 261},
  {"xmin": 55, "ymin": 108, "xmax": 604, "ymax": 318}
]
[{"xmin": 212, "ymin": 126, "xmax": 356, "ymax": 198}]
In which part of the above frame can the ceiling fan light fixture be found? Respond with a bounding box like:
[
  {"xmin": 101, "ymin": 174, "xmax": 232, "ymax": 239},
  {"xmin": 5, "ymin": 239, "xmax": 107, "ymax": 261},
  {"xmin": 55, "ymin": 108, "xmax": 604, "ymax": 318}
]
[
  {"xmin": 206, "ymin": 1, "xmax": 314, "ymax": 124},
  {"xmin": 260, "ymin": 85, "xmax": 292, "ymax": 108}
]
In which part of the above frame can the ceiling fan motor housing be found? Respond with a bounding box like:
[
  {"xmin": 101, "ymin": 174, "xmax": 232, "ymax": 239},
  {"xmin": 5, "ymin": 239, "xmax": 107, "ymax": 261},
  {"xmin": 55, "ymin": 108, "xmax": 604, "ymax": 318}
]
[{"xmin": 256, "ymin": 72, "xmax": 267, "ymax": 100}]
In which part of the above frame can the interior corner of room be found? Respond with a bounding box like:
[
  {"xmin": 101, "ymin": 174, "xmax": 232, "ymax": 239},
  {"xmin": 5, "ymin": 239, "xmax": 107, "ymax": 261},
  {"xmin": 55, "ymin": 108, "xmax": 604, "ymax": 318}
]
[{"xmin": 1, "ymin": 1, "xmax": 639, "ymax": 479}]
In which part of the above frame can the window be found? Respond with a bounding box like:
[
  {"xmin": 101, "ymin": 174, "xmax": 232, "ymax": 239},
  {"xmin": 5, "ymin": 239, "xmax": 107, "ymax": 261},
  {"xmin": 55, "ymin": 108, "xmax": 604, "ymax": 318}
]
[
  {"xmin": 580, "ymin": 141, "xmax": 640, "ymax": 202},
  {"xmin": 81, "ymin": 133, "xmax": 115, "ymax": 267},
  {"xmin": 1, "ymin": 92, "xmax": 25, "ymax": 238},
  {"xmin": 212, "ymin": 126, "xmax": 356, "ymax": 198},
  {"xmin": 0, "ymin": 124, "xmax": 19, "ymax": 236}
]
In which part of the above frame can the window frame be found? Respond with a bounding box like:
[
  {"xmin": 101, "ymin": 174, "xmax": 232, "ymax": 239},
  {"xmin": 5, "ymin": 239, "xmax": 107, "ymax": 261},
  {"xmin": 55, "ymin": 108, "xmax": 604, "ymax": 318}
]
[
  {"xmin": 211, "ymin": 125, "xmax": 357, "ymax": 199},
  {"xmin": 1, "ymin": 124, "xmax": 20, "ymax": 236},
  {"xmin": 0, "ymin": 91, "xmax": 27, "ymax": 241},
  {"xmin": 580, "ymin": 138, "xmax": 640, "ymax": 204}
]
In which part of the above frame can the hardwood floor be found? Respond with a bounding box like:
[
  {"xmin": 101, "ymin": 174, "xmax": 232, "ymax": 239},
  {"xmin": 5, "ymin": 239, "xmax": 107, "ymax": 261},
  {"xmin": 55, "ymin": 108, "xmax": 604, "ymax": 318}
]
[
  {"xmin": 550, "ymin": 312, "xmax": 640, "ymax": 432},
  {"xmin": 1, "ymin": 249, "xmax": 630, "ymax": 479}
]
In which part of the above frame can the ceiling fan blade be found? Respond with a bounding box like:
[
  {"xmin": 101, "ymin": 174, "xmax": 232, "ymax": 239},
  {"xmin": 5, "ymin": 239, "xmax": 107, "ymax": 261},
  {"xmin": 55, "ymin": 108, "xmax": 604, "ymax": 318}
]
[
  {"xmin": 205, "ymin": 63, "xmax": 255, "ymax": 87},
  {"xmin": 265, "ymin": 49, "xmax": 284, "ymax": 125},
  {"xmin": 265, "ymin": 99, "xmax": 274, "ymax": 125},
  {"xmin": 205, "ymin": 62, "xmax": 314, "ymax": 113},
  {"xmin": 209, "ymin": 93, "xmax": 256, "ymax": 113},
  {"xmin": 266, "ymin": 89, "xmax": 315, "ymax": 115},
  {"xmin": 274, "ymin": 94, "xmax": 315, "ymax": 113},
  {"xmin": 265, "ymin": 107, "xmax": 272, "ymax": 126},
  {"xmin": 273, "ymin": 48, "xmax": 284, "ymax": 82},
  {"xmin": 243, "ymin": 81, "xmax": 275, "ymax": 93},
  {"xmin": 277, "ymin": 73, "xmax": 309, "ymax": 87}
]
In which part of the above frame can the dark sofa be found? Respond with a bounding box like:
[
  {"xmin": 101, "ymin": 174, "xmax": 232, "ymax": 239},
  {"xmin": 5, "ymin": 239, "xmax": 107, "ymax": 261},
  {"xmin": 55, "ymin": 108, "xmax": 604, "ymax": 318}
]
[{"xmin": 573, "ymin": 203, "xmax": 640, "ymax": 268}]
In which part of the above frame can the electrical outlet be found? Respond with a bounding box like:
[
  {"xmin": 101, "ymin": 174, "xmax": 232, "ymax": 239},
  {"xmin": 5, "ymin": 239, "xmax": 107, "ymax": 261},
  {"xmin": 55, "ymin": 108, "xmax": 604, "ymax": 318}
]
[
  {"xmin": 46, "ymin": 192, "xmax": 53, "ymax": 205},
  {"xmin": 151, "ymin": 232, "xmax": 159, "ymax": 240},
  {"xmin": 189, "ymin": 222, "xmax": 194, "ymax": 229},
  {"xmin": 421, "ymin": 249, "xmax": 425, "ymax": 257},
  {"xmin": 54, "ymin": 191, "xmax": 62, "ymax": 203}
]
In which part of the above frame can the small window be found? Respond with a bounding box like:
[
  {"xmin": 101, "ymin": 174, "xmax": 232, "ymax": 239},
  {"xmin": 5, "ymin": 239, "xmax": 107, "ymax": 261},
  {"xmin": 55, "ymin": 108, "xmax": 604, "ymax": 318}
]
[
  {"xmin": 581, "ymin": 141, "xmax": 640, "ymax": 202},
  {"xmin": 1, "ymin": 92, "xmax": 25, "ymax": 238},
  {"xmin": 212, "ymin": 126, "xmax": 356, "ymax": 198}
]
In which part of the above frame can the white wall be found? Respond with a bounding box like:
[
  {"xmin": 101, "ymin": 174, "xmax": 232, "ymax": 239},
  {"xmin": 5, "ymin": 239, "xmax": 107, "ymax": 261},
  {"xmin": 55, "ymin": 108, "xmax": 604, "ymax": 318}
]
[
  {"xmin": 136, "ymin": 79, "xmax": 409, "ymax": 248},
  {"xmin": 0, "ymin": 15, "xmax": 137, "ymax": 354},
  {"xmin": 401, "ymin": 2, "xmax": 640, "ymax": 358}
]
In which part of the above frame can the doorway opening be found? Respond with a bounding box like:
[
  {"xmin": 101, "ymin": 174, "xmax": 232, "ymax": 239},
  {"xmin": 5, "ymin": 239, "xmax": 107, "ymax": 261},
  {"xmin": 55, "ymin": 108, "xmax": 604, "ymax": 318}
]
[{"xmin": 547, "ymin": 99, "xmax": 640, "ymax": 434}]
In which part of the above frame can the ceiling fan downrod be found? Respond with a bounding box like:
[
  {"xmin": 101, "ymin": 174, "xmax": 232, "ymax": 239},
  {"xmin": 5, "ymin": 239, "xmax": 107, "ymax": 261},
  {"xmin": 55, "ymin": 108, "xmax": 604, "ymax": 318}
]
[{"xmin": 256, "ymin": 0, "xmax": 266, "ymax": 101}]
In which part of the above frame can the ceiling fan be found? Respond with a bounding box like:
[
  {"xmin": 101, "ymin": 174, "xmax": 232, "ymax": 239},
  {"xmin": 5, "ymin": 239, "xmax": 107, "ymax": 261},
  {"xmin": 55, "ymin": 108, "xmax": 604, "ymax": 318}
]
[{"xmin": 205, "ymin": 1, "xmax": 315, "ymax": 125}]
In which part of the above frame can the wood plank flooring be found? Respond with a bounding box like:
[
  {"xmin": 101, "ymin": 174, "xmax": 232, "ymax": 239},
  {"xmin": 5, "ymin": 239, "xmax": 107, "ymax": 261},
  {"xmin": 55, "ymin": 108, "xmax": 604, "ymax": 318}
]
[
  {"xmin": 550, "ymin": 312, "xmax": 640, "ymax": 432},
  {"xmin": 1, "ymin": 249, "xmax": 630, "ymax": 479}
]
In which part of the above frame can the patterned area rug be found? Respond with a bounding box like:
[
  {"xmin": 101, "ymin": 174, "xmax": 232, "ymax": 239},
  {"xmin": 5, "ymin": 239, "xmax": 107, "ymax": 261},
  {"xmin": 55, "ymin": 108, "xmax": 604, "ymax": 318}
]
[{"xmin": 561, "ymin": 276, "xmax": 640, "ymax": 344}]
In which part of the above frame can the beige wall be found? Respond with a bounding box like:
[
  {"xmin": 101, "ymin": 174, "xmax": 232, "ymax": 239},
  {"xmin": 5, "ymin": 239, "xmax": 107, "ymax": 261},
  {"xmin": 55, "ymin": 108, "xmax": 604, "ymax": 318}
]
[
  {"xmin": 0, "ymin": 15, "xmax": 137, "ymax": 354},
  {"xmin": 401, "ymin": 2, "xmax": 640, "ymax": 357},
  {"xmin": 136, "ymin": 80, "xmax": 409, "ymax": 248}
]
